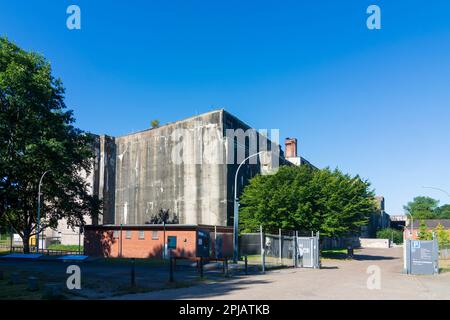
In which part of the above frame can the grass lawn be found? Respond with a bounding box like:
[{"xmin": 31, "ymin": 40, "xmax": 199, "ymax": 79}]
[
  {"xmin": 439, "ymin": 260, "xmax": 450, "ymax": 273},
  {"xmin": 100, "ymin": 257, "xmax": 169, "ymax": 267},
  {"xmin": 0, "ymin": 268, "xmax": 67, "ymax": 300},
  {"xmin": 321, "ymin": 248, "xmax": 358, "ymax": 260},
  {"xmin": 47, "ymin": 244, "xmax": 83, "ymax": 251}
]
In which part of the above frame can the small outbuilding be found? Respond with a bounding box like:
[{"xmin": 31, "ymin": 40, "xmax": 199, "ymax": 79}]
[{"xmin": 83, "ymin": 224, "xmax": 233, "ymax": 259}]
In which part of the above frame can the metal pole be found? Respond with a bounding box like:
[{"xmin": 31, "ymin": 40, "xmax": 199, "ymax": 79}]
[
  {"xmin": 260, "ymin": 225, "xmax": 265, "ymax": 273},
  {"xmin": 36, "ymin": 170, "xmax": 51, "ymax": 253},
  {"xmin": 163, "ymin": 221, "xmax": 166, "ymax": 259},
  {"xmin": 233, "ymin": 151, "xmax": 265, "ymax": 263},
  {"xmin": 78, "ymin": 226, "xmax": 81, "ymax": 255},
  {"xmin": 244, "ymin": 255, "xmax": 248, "ymax": 275},
  {"xmin": 10, "ymin": 226, "xmax": 13, "ymax": 253},
  {"xmin": 131, "ymin": 258, "xmax": 136, "ymax": 286},
  {"xmin": 406, "ymin": 213, "xmax": 413, "ymax": 240},
  {"xmin": 279, "ymin": 228, "xmax": 282, "ymax": 265}
]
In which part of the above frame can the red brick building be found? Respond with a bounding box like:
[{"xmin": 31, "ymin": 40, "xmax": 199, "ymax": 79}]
[{"xmin": 84, "ymin": 224, "xmax": 233, "ymax": 259}]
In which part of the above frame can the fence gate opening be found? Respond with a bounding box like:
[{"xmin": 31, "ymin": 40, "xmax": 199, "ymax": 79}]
[{"xmin": 296, "ymin": 233, "xmax": 320, "ymax": 269}]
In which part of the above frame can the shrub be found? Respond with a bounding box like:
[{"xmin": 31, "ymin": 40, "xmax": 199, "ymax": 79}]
[{"xmin": 376, "ymin": 228, "xmax": 403, "ymax": 244}]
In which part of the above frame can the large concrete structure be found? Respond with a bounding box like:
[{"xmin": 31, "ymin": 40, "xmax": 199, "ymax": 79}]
[
  {"xmin": 46, "ymin": 109, "xmax": 317, "ymax": 245},
  {"xmin": 87, "ymin": 110, "xmax": 300, "ymax": 227}
]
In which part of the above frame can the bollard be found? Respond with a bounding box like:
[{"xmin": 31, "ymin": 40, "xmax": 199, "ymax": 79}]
[
  {"xmin": 169, "ymin": 257, "xmax": 174, "ymax": 282},
  {"xmin": 245, "ymin": 256, "xmax": 248, "ymax": 275},
  {"xmin": 199, "ymin": 257, "xmax": 204, "ymax": 278},
  {"xmin": 131, "ymin": 258, "xmax": 136, "ymax": 287},
  {"xmin": 27, "ymin": 277, "xmax": 39, "ymax": 291},
  {"xmin": 9, "ymin": 272, "xmax": 19, "ymax": 285},
  {"xmin": 224, "ymin": 258, "xmax": 228, "ymax": 276},
  {"xmin": 43, "ymin": 283, "xmax": 61, "ymax": 299}
]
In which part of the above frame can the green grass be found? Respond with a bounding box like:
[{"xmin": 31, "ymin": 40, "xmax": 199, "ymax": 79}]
[
  {"xmin": 100, "ymin": 257, "xmax": 169, "ymax": 267},
  {"xmin": 0, "ymin": 269, "xmax": 67, "ymax": 300},
  {"xmin": 47, "ymin": 244, "xmax": 82, "ymax": 251},
  {"xmin": 321, "ymin": 248, "xmax": 358, "ymax": 260}
]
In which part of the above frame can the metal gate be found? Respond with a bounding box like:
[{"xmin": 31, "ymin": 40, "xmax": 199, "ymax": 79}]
[{"xmin": 296, "ymin": 234, "xmax": 320, "ymax": 269}]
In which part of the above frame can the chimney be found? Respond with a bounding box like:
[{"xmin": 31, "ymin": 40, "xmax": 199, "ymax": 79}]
[{"xmin": 285, "ymin": 138, "xmax": 297, "ymax": 158}]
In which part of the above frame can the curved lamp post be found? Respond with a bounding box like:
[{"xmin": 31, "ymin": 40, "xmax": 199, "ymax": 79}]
[
  {"xmin": 422, "ymin": 186, "xmax": 450, "ymax": 198},
  {"xmin": 233, "ymin": 151, "xmax": 266, "ymax": 263},
  {"xmin": 36, "ymin": 170, "xmax": 51, "ymax": 253}
]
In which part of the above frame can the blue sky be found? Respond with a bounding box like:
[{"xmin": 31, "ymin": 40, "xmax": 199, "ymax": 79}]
[{"xmin": 1, "ymin": 0, "xmax": 450, "ymax": 214}]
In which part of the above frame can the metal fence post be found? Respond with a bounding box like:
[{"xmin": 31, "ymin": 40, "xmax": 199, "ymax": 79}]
[
  {"xmin": 131, "ymin": 258, "xmax": 136, "ymax": 287},
  {"xmin": 279, "ymin": 228, "xmax": 282, "ymax": 266},
  {"xmin": 169, "ymin": 256, "xmax": 174, "ymax": 282},
  {"xmin": 245, "ymin": 255, "xmax": 248, "ymax": 275},
  {"xmin": 294, "ymin": 231, "xmax": 298, "ymax": 267},
  {"xmin": 260, "ymin": 225, "xmax": 265, "ymax": 273},
  {"xmin": 201, "ymin": 257, "xmax": 204, "ymax": 278}
]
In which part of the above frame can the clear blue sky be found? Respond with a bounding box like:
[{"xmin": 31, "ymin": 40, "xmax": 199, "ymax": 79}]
[{"xmin": 1, "ymin": 0, "xmax": 450, "ymax": 214}]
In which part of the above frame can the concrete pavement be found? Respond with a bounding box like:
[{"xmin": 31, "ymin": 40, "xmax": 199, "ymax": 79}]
[{"xmin": 112, "ymin": 247, "xmax": 450, "ymax": 300}]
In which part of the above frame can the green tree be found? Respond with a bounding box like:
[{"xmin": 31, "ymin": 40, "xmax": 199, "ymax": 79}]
[
  {"xmin": 436, "ymin": 204, "xmax": 450, "ymax": 219},
  {"xmin": 239, "ymin": 165, "xmax": 376, "ymax": 237},
  {"xmin": 434, "ymin": 223, "xmax": 449, "ymax": 249},
  {"xmin": 376, "ymin": 228, "xmax": 403, "ymax": 244},
  {"xmin": 403, "ymin": 196, "xmax": 439, "ymax": 219},
  {"xmin": 150, "ymin": 119, "xmax": 160, "ymax": 128},
  {"xmin": 0, "ymin": 37, "xmax": 100, "ymax": 253},
  {"xmin": 417, "ymin": 220, "xmax": 432, "ymax": 240}
]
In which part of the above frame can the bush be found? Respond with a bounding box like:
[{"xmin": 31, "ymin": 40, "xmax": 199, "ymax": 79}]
[{"xmin": 376, "ymin": 228, "xmax": 403, "ymax": 244}]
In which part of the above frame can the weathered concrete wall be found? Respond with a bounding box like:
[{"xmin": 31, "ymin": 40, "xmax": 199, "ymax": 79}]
[
  {"xmin": 359, "ymin": 238, "xmax": 391, "ymax": 248},
  {"xmin": 80, "ymin": 109, "xmax": 285, "ymax": 228},
  {"xmin": 114, "ymin": 110, "xmax": 228, "ymax": 226}
]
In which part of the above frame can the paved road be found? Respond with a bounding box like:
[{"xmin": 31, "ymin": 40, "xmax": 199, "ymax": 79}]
[{"xmin": 113, "ymin": 247, "xmax": 450, "ymax": 300}]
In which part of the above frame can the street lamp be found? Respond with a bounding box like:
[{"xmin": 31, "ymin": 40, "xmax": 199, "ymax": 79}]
[
  {"xmin": 233, "ymin": 151, "xmax": 266, "ymax": 263},
  {"xmin": 405, "ymin": 212, "xmax": 413, "ymax": 240},
  {"xmin": 422, "ymin": 186, "xmax": 450, "ymax": 198},
  {"xmin": 36, "ymin": 170, "xmax": 51, "ymax": 253}
]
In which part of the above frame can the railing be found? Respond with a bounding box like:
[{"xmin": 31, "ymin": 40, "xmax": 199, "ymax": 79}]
[{"xmin": 1, "ymin": 245, "xmax": 81, "ymax": 256}]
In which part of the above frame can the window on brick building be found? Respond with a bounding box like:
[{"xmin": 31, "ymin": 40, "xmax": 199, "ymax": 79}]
[
  {"xmin": 152, "ymin": 231, "xmax": 159, "ymax": 240},
  {"xmin": 113, "ymin": 230, "xmax": 119, "ymax": 238},
  {"xmin": 139, "ymin": 230, "xmax": 145, "ymax": 240},
  {"xmin": 126, "ymin": 230, "xmax": 132, "ymax": 239}
]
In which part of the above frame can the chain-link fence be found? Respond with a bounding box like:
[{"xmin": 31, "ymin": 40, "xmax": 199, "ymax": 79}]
[{"xmin": 239, "ymin": 226, "xmax": 320, "ymax": 270}]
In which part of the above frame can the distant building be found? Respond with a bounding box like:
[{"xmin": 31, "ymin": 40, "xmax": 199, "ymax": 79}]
[
  {"xmin": 361, "ymin": 196, "xmax": 391, "ymax": 238},
  {"xmin": 404, "ymin": 219, "xmax": 450, "ymax": 239}
]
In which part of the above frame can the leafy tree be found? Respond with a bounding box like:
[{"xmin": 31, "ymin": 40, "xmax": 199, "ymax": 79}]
[
  {"xmin": 146, "ymin": 209, "xmax": 179, "ymax": 224},
  {"xmin": 403, "ymin": 196, "xmax": 439, "ymax": 219},
  {"xmin": 417, "ymin": 220, "xmax": 432, "ymax": 240},
  {"xmin": 150, "ymin": 119, "xmax": 160, "ymax": 128},
  {"xmin": 0, "ymin": 37, "xmax": 101, "ymax": 253},
  {"xmin": 376, "ymin": 228, "xmax": 403, "ymax": 244},
  {"xmin": 434, "ymin": 223, "xmax": 449, "ymax": 249},
  {"xmin": 239, "ymin": 165, "xmax": 376, "ymax": 237},
  {"xmin": 436, "ymin": 204, "xmax": 450, "ymax": 219}
]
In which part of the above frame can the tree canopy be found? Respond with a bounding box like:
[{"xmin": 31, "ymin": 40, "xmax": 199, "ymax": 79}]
[
  {"xmin": 403, "ymin": 196, "xmax": 450, "ymax": 219},
  {"xmin": 0, "ymin": 37, "xmax": 100, "ymax": 252},
  {"xmin": 238, "ymin": 165, "xmax": 376, "ymax": 237}
]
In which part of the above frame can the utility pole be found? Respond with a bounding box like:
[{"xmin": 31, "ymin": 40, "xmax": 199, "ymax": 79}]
[{"xmin": 36, "ymin": 170, "xmax": 51, "ymax": 253}]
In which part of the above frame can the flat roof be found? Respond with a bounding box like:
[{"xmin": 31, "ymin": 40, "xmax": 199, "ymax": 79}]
[{"xmin": 84, "ymin": 224, "xmax": 233, "ymax": 232}]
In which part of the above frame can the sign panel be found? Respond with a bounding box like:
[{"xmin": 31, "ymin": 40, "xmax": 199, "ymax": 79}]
[{"xmin": 409, "ymin": 239, "xmax": 439, "ymax": 275}]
